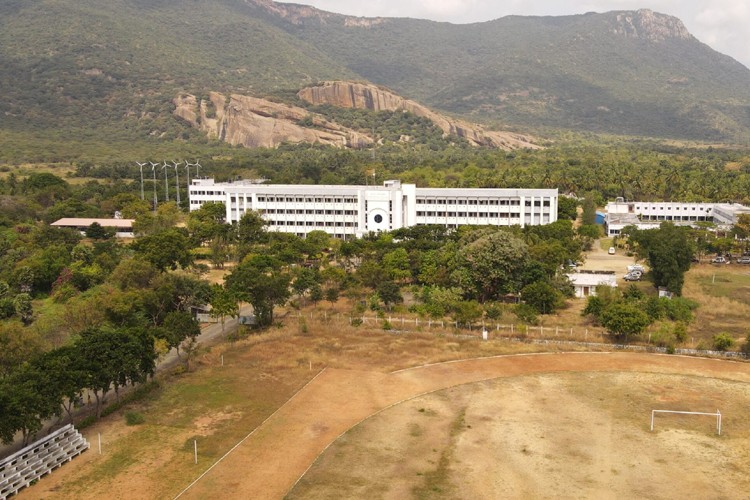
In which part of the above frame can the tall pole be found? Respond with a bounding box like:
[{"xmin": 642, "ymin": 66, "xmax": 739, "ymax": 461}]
[
  {"xmin": 162, "ymin": 162, "xmax": 170, "ymax": 202},
  {"xmin": 151, "ymin": 164, "xmax": 158, "ymax": 211},
  {"xmin": 173, "ymin": 161, "xmax": 181, "ymax": 206},
  {"xmin": 136, "ymin": 162, "xmax": 146, "ymax": 200},
  {"xmin": 185, "ymin": 162, "xmax": 191, "ymax": 194}
]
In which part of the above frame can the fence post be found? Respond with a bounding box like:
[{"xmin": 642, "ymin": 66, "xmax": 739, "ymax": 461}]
[
  {"xmin": 585, "ymin": 328, "xmax": 588, "ymax": 341},
  {"xmin": 511, "ymin": 324, "xmax": 514, "ymax": 335},
  {"xmin": 556, "ymin": 326, "xmax": 559, "ymax": 337}
]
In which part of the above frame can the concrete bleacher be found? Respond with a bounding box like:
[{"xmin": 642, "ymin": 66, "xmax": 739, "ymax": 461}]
[{"xmin": 0, "ymin": 424, "xmax": 89, "ymax": 498}]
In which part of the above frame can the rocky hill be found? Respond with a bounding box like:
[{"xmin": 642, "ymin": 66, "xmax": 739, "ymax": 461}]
[
  {"xmin": 298, "ymin": 82, "xmax": 538, "ymax": 149},
  {"xmin": 173, "ymin": 92, "xmax": 373, "ymax": 149},
  {"xmin": 1, "ymin": 0, "xmax": 750, "ymax": 162}
]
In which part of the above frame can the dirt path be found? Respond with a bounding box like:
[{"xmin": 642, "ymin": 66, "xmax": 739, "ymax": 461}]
[{"xmin": 176, "ymin": 352, "xmax": 750, "ymax": 499}]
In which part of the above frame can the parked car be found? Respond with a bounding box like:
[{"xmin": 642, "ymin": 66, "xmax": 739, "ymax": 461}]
[
  {"xmin": 627, "ymin": 264, "xmax": 645, "ymax": 273},
  {"xmin": 623, "ymin": 271, "xmax": 642, "ymax": 281},
  {"xmin": 608, "ymin": 247, "xmax": 616, "ymax": 255},
  {"xmin": 737, "ymin": 256, "xmax": 750, "ymax": 264},
  {"xmin": 711, "ymin": 256, "xmax": 729, "ymax": 264}
]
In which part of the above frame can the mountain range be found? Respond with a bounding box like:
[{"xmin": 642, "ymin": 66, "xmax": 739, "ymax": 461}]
[{"xmin": 1, "ymin": 0, "xmax": 749, "ymax": 162}]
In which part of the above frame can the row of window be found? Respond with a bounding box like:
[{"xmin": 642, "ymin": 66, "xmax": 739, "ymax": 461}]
[
  {"xmin": 190, "ymin": 191, "xmax": 223, "ymax": 196},
  {"xmin": 259, "ymin": 209, "xmax": 358, "ymax": 216},
  {"xmin": 416, "ymin": 199, "xmax": 551, "ymax": 207},
  {"xmin": 267, "ymin": 221, "xmax": 357, "ymax": 228},
  {"xmin": 636, "ymin": 206, "xmax": 708, "ymax": 211},
  {"xmin": 417, "ymin": 212, "xmax": 522, "ymax": 218},
  {"xmin": 256, "ymin": 196, "xmax": 358, "ymax": 204},
  {"xmin": 641, "ymin": 215, "xmax": 711, "ymax": 222}
]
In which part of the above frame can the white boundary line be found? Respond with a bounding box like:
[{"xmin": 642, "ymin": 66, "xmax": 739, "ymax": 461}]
[{"xmin": 172, "ymin": 367, "xmax": 328, "ymax": 499}]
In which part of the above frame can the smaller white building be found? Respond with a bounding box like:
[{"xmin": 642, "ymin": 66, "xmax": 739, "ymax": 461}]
[
  {"xmin": 50, "ymin": 218, "xmax": 135, "ymax": 238},
  {"xmin": 567, "ymin": 271, "xmax": 618, "ymax": 298},
  {"xmin": 604, "ymin": 199, "xmax": 750, "ymax": 236}
]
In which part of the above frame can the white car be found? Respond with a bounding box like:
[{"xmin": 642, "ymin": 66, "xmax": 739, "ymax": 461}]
[
  {"xmin": 711, "ymin": 256, "xmax": 729, "ymax": 264},
  {"xmin": 608, "ymin": 247, "xmax": 616, "ymax": 255}
]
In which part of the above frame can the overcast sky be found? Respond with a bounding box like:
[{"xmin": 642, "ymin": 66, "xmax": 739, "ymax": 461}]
[{"xmin": 280, "ymin": 1, "xmax": 750, "ymax": 69}]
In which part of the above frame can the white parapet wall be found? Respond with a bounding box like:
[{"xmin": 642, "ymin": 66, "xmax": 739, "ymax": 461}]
[{"xmin": 0, "ymin": 424, "xmax": 89, "ymax": 498}]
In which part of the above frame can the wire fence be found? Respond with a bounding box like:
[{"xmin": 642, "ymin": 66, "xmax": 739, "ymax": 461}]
[{"xmin": 290, "ymin": 311, "xmax": 748, "ymax": 360}]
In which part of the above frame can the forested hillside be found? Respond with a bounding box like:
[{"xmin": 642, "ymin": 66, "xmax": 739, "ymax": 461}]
[{"xmin": 2, "ymin": 0, "xmax": 750, "ymax": 163}]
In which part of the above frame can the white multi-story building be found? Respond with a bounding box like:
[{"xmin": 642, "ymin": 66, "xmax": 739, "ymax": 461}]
[
  {"xmin": 189, "ymin": 179, "xmax": 558, "ymax": 239},
  {"xmin": 604, "ymin": 198, "xmax": 750, "ymax": 236}
]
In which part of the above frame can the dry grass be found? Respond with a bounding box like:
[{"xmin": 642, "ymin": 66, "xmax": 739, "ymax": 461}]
[{"xmin": 683, "ymin": 265, "xmax": 750, "ymax": 343}]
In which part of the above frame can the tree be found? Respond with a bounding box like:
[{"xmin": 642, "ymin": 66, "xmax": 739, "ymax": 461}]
[
  {"xmin": 209, "ymin": 285, "xmax": 239, "ymax": 331},
  {"xmin": 13, "ymin": 293, "xmax": 33, "ymax": 325},
  {"xmin": 75, "ymin": 328, "xmax": 156, "ymax": 417},
  {"xmin": 85, "ymin": 222, "xmax": 110, "ymax": 240},
  {"xmin": 158, "ymin": 311, "xmax": 201, "ymax": 360},
  {"xmin": 521, "ymin": 281, "xmax": 564, "ymax": 315},
  {"xmin": 225, "ymin": 255, "xmax": 291, "ymax": 327},
  {"xmin": 600, "ymin": 302, "xmax": 651, "ymax": 340},
  {"xmin": 324, "ymin": 287, "xmax": 340, "ymax": 307},
  {"xmin": 187, "ymin": 202, "xmax": 227, "ymax": 246},
  {"xmin": 458, "ymin": 230, "xmax": 529, "ymax": 301},
  {"xmin": 557, "ymin": 196, "xmax": 579, "ymax": 220},
  {"xmin": 382, "ymin": 248, "xmax": 412, "ymax": 281},
  {"xmin": 451, "ymin": 300, "xmax": 483, "ymax": 326},
  {"xmin": 234, "ymin": 210, "xmax": 268, "ymax": 260},
  {"xmin": 376, "ymin": 280, "xmax": 402, "ymax": 311},
  {"xmin": 131, "ymin": 228, "xmax": 194, "ymax": 272},
  {"xmin": 0, "ymin": 365, "xmax": 62, "ymax": 445},
  {"xmin": 0, "ymin": 321, "xmax": 44, "ymax": 377},
  {"xmin": 630, "ymin": 223, "xmax": 694, "ymax": 295}
]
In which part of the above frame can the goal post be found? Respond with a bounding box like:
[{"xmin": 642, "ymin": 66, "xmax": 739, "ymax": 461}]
[{"xmin": 650, "ymin": 409, "xmax": 721, "ymax": 435}]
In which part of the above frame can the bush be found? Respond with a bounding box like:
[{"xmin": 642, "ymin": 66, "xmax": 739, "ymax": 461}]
[
  {"xmin": 382, "ymin": 320, "xmax": 392, "ymax": 330},
  {"xmin": 125, "ymin": 411, "xmax": 145, "ymax": 426},
  {"xmin": 712, "ymin": 333, "xmax": 734, "ymax": 352},
  {"xmin": 514, "ymin": 303, "xmax": 538, "ymax": 325}
]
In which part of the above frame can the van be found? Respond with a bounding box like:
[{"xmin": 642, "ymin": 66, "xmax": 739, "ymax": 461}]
[{"xmin": 608, "ymin": 247, "xmax": 616, "ymax": 255}]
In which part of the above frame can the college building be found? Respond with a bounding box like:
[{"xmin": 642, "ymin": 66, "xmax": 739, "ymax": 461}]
[
  {"xmin": 189, "ymin": 179, "xmax": 559, "ymax": 239},
  {"xmin": 604, "ymin": 198, "xmax": 750, "ymax": 237}
]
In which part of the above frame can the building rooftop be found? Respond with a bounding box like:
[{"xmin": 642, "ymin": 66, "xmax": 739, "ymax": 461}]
[{"xmin": 51, "ymin": 218, "xmax": 135, "ymax": 228}]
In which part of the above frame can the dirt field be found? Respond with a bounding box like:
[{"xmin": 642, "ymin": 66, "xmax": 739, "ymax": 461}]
[
  {"xmin": 18, "ymin": 345, "xmax": 750, "ymax": 500},
  {"xmin": 291, "ymin": 371, "xmax": 750, "ymax": 499},
  {"xmin": 171, "ymin": 352, "xmax": 750, "ymax": 499}
]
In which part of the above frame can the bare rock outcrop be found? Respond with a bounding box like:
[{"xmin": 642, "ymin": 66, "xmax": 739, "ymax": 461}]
[
  {"xmin": 173, "ymin": 92, "xmax": 373, "ymax": 149},
  {"xmin": 613, "ymin": 9, "xmax": 692, "ymax": 42},
  {"xmin": 298, "ymin": 81, "xmax": 539, "ymax": 150}
]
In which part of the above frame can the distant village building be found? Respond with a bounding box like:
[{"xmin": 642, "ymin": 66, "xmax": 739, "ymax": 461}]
[
  {"xmin": 567, "ymin": 271, "xmax": 618, "ymax": 298},
  {"xmin": 189, "ymin": 179, "xmax": 559, "ymax": 239},
  {"xmin": 50, "ymin": 218, "xmax": 135, "ymax": 238},
  {"xmin": 604, "ymin": 198, "xmax": 750, "ymax": 237}
]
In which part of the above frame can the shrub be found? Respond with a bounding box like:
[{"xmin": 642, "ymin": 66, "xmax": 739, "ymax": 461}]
[
  {"xmin": 673, "ymin": 322, "xmax": 688, "ymax": 343},
  {"xmin": 382, "ymin": 320, "xmax": 392, "ymax": 330},
  {"xmin": 712, "ymin": 333, "xmax": 734, "ymax": 352},
  {"xmin": 514, "ymin": 303, "xmax": 538, "ymax": 325}
]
